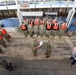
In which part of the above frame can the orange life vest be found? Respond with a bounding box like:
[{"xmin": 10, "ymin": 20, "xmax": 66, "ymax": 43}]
[
  {"xmin": 21, "ymin": 25, "xmax": 26, "ymax": 30},
  {"xmin": 61, "ymin": 23, "xmax": 67, "ymax": 30},
  {"xmin": 47, "ymin": 24, "xmax": 52, "ymax": 29},
  {"xmin": 35, "ymin": 19, "xmax": 39, "ymax": 25},
  {"xmin": 0, "ymin": 29, "xmax": 7, "ymax": 35},
  {"xmin": 0, "ymin": 36, "xmax": 3, "ymax": 40},
  {"xmin": 53, "ymin": 23, "xmax": 59, "ymax": 30},
  {"xmin": 29, "ymin": 24, "xmax": 32, "ymax": 26}
]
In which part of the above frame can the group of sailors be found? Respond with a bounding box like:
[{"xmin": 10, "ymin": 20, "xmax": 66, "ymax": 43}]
[
  {"xmin": 0, "ymin": 27, "xmax": 11, "ymax": 54},
  {"xmin": 20, "ymin": 17, "xmax": 67, "ymax": 37},
  {"xmin": 0, "ymin": 27, "xmax": 14, "ymax": 71}
]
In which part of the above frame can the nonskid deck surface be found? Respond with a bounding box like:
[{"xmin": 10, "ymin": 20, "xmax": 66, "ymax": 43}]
[
  {"xmin": 0, "ymin": 31, "xmax": 76, "ymax": 60},
  {"xmin": 0, "ymin": 57, "xmax": 76, "ymax": 75},
  {"xmin": 0, "ymin": 32, "xmax": 76, "ymax": 75}
]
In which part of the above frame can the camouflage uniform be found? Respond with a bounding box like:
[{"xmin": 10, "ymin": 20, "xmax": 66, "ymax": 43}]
[
  {"xmin": 33, "ymin": 25, "xmax": 39, "ymax": 36},
  {"xmin": 31, "ymin": 36, "xmax": 39, "ymax": 56},
  {"xmin": 59, "ymin": 22, "xmax": 67, "ymax": 38},
  {"xmin": 0, "ymin": 59, "xmax": 13, "ymax": 71},
  {"xmin": 3, "ymin": 34, "xmax": 10, "ymax": 42},
  {"xmin": 52, "ymin": 30, "xmax": 57, "ymax": 37},
  {"xmin": 28, "ymin": 25, "xmax": 33, "ymax": 37},
  {"xmin": 46, "ymin": 30, "xmax": 51, "ymax": 37},
  {"xmin": 0, "ymin": 28, "xmax": 10, "ymax": 42},
  {"xmin": 0, "ymin": 59, "xmax": 8, "ymax": 68},
  {"xmin": 43, "ymin": 19, "xmax": 46, "ymax": 27},
  {"xmin": 59, "ymin": 30, "xmax": 63, "ymax": 38},
  {"xmin": 52, "ymin": 21, "xmax": 59, "ymax": 37},
  {"xmin": 39, "ymin": 25, "xmax": 45, "ymax": 37},
  {"xmin": 46, "ymin": 39, "xmax": 53, "ymax": 58},
  {"xmin": 0, "ymin": 31, "xmax": 7, "ymax": 48},
  {"xmin": 20, "ymin": 22, "xmax": 28, "ymax": 37},
  {"xmin": 0, "ymin": 39, "xmax": 7, "ymax": 48},
  {"xmin": 22, "ymin": 30, "xmax": 27, "ymax": 37}
]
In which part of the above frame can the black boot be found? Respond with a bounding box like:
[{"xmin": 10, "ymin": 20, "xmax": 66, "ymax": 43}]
[
  {"xmin": 71, "ymin": 60, "xmax": 76, "ymax": 65},
  {"xmin": 6, "ymin": 62, "xmax": 14, "ymax": 71},
  {"xmin": 69, "ymin": 57, "xmax": 74, "ymax": 60},
  {"xmin": 46, "ymin": 56, "xmax": 50, "ymax": 58}
]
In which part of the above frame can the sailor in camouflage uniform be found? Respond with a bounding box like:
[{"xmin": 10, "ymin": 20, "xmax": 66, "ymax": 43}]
[
  {"xmin": 59, "ymin": 21, "xmax": 67, "ymax": 38},
  {"xmin": 0, "ymin": 30, "xmax": 7, "ymax": 48},
  {"xmin": 20, "ymin": 22, "xmax": 28, "ymax": 37},
  {"xmin": 33, "ymin": 25, "xmax": 39, "ymax": 36},
  {"xmin": 33, "ymin": 18, "xmax": 40, "ymax": 36},
  {"xmin": 31, "ymin": 35, "xmax": 41, "ymax": 56},
  {"xmin": 39, "ymin": 21, "xmax": 45, "ymax": 37},
  {"xmin": 24, "ymin": 18, "xmax": 29, "ymax": 26},
  {"xmin": 46, "ymin": 21, "xmax": 52, "ymax": 37},
  {"xmin": 46, "ymin": 38, "xmax": 53, "ymax": 58},
  {"xmin": 28, "ymin": 21, "xmax": 34, "ymax": 37},
  {"xmin": 0, "ymin": 59, "xmax": 13, "ymax": 71},
  {"xmin": 0, "ymin": 30, "xmax": 7, "ymax": 54}
]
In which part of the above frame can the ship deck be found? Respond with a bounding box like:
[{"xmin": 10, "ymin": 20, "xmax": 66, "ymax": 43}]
[
  {"xmin": 0, "ymin": 28, "xmax": 76, "ymax": 60},
  {"xmin": 0, "ymin": 1, "xmax": 76, "ymax": 74},
  {"xmin": 0, "ymin": 18, "xmax": 76, "ymax": 75}
]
